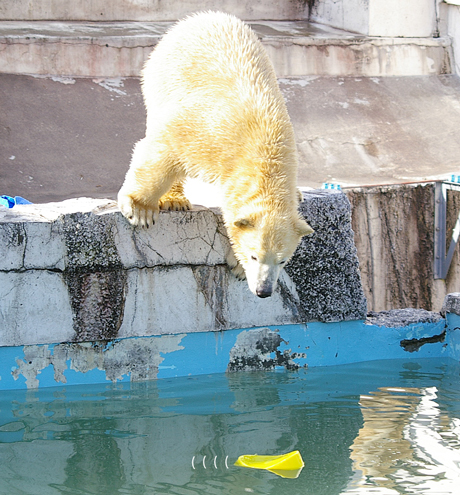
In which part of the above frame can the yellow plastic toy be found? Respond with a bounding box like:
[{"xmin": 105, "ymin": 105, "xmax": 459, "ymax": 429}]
[{"xmin": 234, "ymin": 450, "xmax": 304, "ymax": 479}]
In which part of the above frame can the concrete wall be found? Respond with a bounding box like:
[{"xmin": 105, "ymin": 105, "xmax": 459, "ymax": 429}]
[
  {"xmin": 347, "ymin": 183, "xmax": 460, "ymax": 313},
  {"xmin": 0, "ymin": 0, "xmax": 308, "ymax": 21},
  {"xmin": 3, "ymin": 192, "xmax": 460, "ymax": 390},
  {"xmin": 0, "ymin": 191, "xmax": 366, "ymax": 348},
  {"xmin": 2, "ymin": 312, "xmax": 451, "ymax": 389},
  {"xmin": 368, "ymin": 0, "xmax": 436, "ymax": 37},
  {"xmin": 311, "ymin": 0, "xmax": 437, "ymax": 37},
  {"xmin": 446, "ymin": 2, "xmax": 460, "ymax": 75},
  {"xmin": 310, "ymin": 0, "xmax": 369, "ymax": 34}
]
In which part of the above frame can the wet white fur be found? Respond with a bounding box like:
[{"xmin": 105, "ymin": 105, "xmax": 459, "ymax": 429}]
[{"xmin": 118, "ymin": 12, "xmax": 313, "ymax": 297}]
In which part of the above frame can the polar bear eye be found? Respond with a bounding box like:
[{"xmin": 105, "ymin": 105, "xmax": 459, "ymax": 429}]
[
  {"xmin": 251, "ymin": 255, "xmax": 258, "ymax": 262},
  {"xmin": 279, "ymin": 259, "xmax": 287, "ymax": 265}
]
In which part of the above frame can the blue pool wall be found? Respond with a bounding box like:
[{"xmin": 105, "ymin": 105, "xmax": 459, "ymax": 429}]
[
  {"xmin": 1, "ymin": 194, "xmax": 459, "ymax": 389},
  {"xmin": 0, "ymin": 306, "xmax": 457, "ymax": 390}
]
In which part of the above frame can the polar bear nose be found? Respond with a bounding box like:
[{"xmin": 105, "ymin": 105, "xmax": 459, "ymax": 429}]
[{"xmin": 256, "ymin": 287, "xmax": 272, "ymax": 298}]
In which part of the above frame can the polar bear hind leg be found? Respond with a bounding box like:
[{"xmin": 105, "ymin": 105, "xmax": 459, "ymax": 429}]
[{"xmin": 158, "ymin": 180, "xmax": 191, "ymax": 212}]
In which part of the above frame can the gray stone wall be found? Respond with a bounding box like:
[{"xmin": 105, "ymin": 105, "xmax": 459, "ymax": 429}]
[{"xmin": 0, "ymin": 190, "xmax": 367, "ymax": 347}]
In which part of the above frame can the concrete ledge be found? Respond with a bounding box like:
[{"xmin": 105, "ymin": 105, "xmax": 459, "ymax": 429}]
[
  {"xmin": 366, "ymin": 308, "xmax": 443, "ymax": 327},
  {"xmin": 0, "ymin": 190, "xmax": 367, "ymax": 348},
  {"xmin": 0, "ymin": 1, "xmax": 308, "ymax": 21},
  {"xmin": 0, "ymin": 21, "xmax": 451, "ymax": 77}
]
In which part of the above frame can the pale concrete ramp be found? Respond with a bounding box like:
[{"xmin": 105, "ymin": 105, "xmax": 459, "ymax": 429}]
[{"xmin": 1, "ymin": 73, "xmax": 460, "ymax": 203}]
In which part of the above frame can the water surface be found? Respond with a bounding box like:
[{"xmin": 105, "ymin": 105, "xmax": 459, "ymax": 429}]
[{"xmin": 1, "ymin": 358, "xmax": 460, "ymax": 494}]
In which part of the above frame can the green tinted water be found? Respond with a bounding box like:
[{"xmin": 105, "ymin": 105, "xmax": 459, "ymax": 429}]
[{"xmin": 1, "ymin": 358, "xmax": 460, "ymax": 495}]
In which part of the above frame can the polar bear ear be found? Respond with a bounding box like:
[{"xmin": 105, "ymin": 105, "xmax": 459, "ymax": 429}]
[
  {"xmin": 296, "ymin": 218, "xmax": 314, "ymax": 237},
  {"xmin": 234, "ymin": 217, "xmax": 255, "ymax": 229}
]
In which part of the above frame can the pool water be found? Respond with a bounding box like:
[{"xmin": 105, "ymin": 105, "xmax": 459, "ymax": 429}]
[{"xmin": 1, "ymin": 358, "xmax": 460, "ymax": 495}]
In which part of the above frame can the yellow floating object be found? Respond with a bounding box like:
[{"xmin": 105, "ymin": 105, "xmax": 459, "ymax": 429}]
[{"xmin": 234, "ymin": 450, "xmax": 304, "ymax": 479}]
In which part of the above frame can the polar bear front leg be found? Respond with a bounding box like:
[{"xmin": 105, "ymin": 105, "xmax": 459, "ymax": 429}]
[
  {"xmin": 118, "ymin": 137, "xmax": 176, "ymax": 228},
  {"xmin": 226, "ymin": 246, "xmax": 246, "ymax": 281}
]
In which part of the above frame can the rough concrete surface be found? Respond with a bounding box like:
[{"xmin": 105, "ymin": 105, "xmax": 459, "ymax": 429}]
[
  {"xmin": 2, "ymin": 74, "xmax": 460, "ymax": 204},
  {"xmin": 287, "ymin": 189, "xmax": 367, "ymax": 322},
  {"xmin": 0, "ymin": 0, "xmax": 309, "ymax": 21},
  {"xmin": 311, "ymin": 0, "xmax": 436, "ymax": 37},
  {"xmin": 347, "ymin": 183, "xmax": 460, "ymax": 312},
  {"xmin": 442, "ymin": 292, "xmax": 460, "ymax": 316},
  {"xmin": 12, "ymin": 335, "xmax": 185, "ymax": 388},
  {"xmin": 0, "ymin": 191, "xmax": 366, "ymax": 347},
  {"xmin": 226, "ymin": 327, "xmax": 304, "ymax": 372},
  {"xmin": 0, "ymin": 20, "xmax": 450, "ymax": 77},
  {"xmin": 366, "ymin": 308, "xmax": 443, "ymax": 328}
]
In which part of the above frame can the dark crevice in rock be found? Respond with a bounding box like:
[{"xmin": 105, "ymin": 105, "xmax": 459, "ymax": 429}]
[
  {"xmin": 62, "ymin": 212, "xmax": 127, "ymax": 341},
  {"xmin": 400, "ymin": 330, "xmax": 446, "ymax": 353}
]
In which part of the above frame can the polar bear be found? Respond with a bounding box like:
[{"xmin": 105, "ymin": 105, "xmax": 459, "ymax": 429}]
[{"xmin": 118, "ymin": 11, "xmax": 313, "ymax": 298}]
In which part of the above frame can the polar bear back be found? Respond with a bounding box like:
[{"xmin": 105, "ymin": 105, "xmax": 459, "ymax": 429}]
[
  {"xmin": 140, "ymin": 11, "xmax": 296, "ymax": 187},
  {"xmin": 142, "ymin": 12, "xmax": 279, "ymax": 106}
]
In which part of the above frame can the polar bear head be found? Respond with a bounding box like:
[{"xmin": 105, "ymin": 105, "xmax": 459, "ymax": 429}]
[{"xmin": 226, "ymin": 208, "xmax": 313, "ymax": 298}]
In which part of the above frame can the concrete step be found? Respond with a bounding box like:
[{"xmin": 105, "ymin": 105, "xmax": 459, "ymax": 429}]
[
  {"xmin": 0, "ymin": 20, "xmax": 452, "ymax": 77},
  {"xmin": 0, "ymin": 1, "xmax": 308, "ymax": 22}
]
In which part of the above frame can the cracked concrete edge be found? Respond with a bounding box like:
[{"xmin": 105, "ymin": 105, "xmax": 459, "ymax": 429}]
[
  {"xmin": 366, "ymin": 308, "xmax": 443, "ymax": 328},
  {"xmin": 0, "ymin": 198, "xmax": 229, "ymax": 271},
  {"xmin": 0, "ymin": 36, "xmax": 449, "ymax": 78}
]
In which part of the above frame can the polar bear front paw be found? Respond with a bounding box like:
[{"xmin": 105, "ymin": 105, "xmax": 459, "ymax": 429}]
[
  {"xmin": 230, "ymin": 262, "xmax": 246, "ymax": 281},
  {"xmin": 297, "ymin": 188, "xmax": 304, "ymax": 203},
  {"xmin": 226, "ymin": 248, "xmax": 246, "ymax": 281},
  {"xmin": 158, "ymin": 194, "xmax": 192, "ymax": 212},
  {"xmin": 118, "ymin": 194, "xmax": 158, "ymax": 228}
]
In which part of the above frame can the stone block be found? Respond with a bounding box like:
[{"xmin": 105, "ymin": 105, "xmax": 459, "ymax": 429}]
[
  {"xmin": 287, "ymin": 189, "xmax": 368, "ymax": 322},
  {"xmin": 0, "ymin": 270, "xmax": 74, "ymax": 346},
  {"xmin": 442, "ymin": 292, "xmax": 460, "ymax": 316},
  {"xmin": 312, "ymin": 0, "xmax": 436, "ymax": 37}
]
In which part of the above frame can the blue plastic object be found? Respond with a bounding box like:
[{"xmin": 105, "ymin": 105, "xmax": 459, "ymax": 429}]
[{"xmin": 0, "ymin": 196, "xmax": 33, "ymax": 208}]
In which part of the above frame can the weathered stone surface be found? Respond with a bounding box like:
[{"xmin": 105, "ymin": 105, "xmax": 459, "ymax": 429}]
[
  {"xmin": 0, "ymin": 198, "xmax": 229, "ymax": 271},
  {"xmin": 0, "ymin": 270, "xmax": 74, "ymax": 346},
  {"xmin": 12, "ymin": 335, "xmax": 185, "ymax": 388},
  {"xmin": 366, "ymin": 308, "xmax": 443, "ymax": 328},
  {"xmin": 286, "ymin": 189, "xmax": 368, "ymax": 322},
  {"xmin": 227, "ymin": 327, "xmax": 304, "ymax": 372},
  {"xmin": 347, "ymin": 183, "xmax": 460, "ymax": 312},
  {"xmin": 441, "ymin": 292, "xmax": 460, "ymax": 316},
  {"xmin": 0, "ymin": 192, "xmax": 367, "ymax": 346}
]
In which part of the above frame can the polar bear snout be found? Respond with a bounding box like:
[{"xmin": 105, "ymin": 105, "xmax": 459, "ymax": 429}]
[
  {"xmin": 256, "ymin": 285, "xmax": 273, "ymax": 299},
  {"xmin": 245, "ymin": 261, "xmax": 281, "ymax": 299}
]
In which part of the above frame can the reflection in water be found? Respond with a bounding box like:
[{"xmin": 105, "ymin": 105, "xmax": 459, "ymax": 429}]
[
  {"xmin": 0, "ymin": 359, "xmax": 459, "ymax": 495},
  {"xmin": 348, "ymin": 386, "xmax": 460, "ymax": 494}
]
